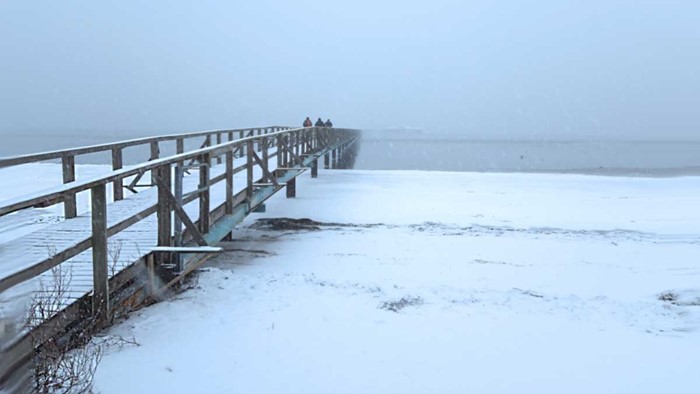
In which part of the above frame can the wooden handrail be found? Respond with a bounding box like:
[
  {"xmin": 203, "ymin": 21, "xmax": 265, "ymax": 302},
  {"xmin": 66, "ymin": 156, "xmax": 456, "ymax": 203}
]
[
  {"xmin": 0, "ymin": 127, "xmax": 357, "ymax": 216},
  {"xmin": 0, "ymin": 125, "xmax": 290, "ymax": 168}
]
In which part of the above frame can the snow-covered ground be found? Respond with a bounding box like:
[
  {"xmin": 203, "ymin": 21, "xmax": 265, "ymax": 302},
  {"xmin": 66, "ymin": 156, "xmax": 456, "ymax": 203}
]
[{"xmin": 89, "ymin": 170, "xmax": 700, "ymax": 393}]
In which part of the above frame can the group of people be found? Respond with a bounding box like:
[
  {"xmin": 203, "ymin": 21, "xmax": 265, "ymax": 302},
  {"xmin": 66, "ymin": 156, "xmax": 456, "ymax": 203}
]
[{"xmin": 303, "ymin": 117, "xmax": 333, "ymax": 128}]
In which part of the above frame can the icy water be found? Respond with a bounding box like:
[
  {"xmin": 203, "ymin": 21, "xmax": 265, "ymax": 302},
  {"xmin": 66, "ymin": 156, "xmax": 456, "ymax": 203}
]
[
  {"xmin": 355, "ymin": 138, "xmax": 700, "ymax": 176},
  {"xmin": 2, "ymin": 130, "xmax": 700, "ymax": 176}
]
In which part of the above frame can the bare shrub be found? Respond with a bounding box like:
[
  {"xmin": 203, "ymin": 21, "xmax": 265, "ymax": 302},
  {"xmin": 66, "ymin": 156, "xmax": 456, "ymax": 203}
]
[
  {"xmin": 26, "ymin": 255, "xmax": 138, "ymax": 394},
  {"xmin": 108, "ymin": 239, "xmax": 123, "ymax": 279}
]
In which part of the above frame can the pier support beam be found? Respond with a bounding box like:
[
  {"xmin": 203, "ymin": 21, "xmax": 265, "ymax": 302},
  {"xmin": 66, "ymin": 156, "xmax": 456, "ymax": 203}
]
[
  {"xmin": 324, "ymin": 153, "xmax": 330, "ymax": 169},
  {"xmin": 311, "ymin": 159, "xmax": 318, "ymax": 178},
  {"xmin": 286, "ymin": 177, "xmax": 296, "ymax": 198}
]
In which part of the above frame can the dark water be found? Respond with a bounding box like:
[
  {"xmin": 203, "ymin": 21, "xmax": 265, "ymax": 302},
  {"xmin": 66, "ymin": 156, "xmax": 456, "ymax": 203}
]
[
  {"xmin": 3, "ymin": 131, "xmax": 700, "ymax": 176},
  {"xmin": 355, "ymin": 138, "xmax": 700, "ymax": 176}
]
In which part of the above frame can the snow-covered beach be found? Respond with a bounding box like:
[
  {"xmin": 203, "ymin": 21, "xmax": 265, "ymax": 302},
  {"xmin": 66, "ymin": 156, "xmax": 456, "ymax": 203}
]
[{"xmin": 81, "ymin": 169, "xmax": 700, "ymax": 393}]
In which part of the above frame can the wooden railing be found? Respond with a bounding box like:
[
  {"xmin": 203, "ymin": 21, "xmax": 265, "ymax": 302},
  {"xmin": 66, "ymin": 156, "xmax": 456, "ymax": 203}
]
[
  {"xmin": 0, "ymin": 126, "xmax": 292, "ymax": 218},
  {"xmin": 0, "ymin": 126, "xmax": 361, "ymax": 391}
]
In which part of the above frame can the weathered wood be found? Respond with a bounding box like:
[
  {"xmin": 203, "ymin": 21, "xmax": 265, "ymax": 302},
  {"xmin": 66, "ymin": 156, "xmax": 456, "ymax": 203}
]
[
  {"xmin": 0, "ymin": 127, "xmax": 360, "ymax": 297},
  {"xmin": 250, "ymin": 149, "xmax": 279, "ymax": 187},
  {"xmin": 224, "ymin": 150, "xmax": 234, "ymax": 241},
  {"xmin": 0, "ymin": 126, "xmax": 286, "ymax": 169},
  {"xmin": 62, "ymin": 154, "xmax": 77, "ymax": 218},
  {"xmin": 112, "ymin": 148, "xmax": 124, "ymax": 201},
  {"xmin": 174, "ymin": 164, "xmax": 184, "ymax": 248},
  {"xmin": 286, "ymin": 177, "xmax": 296, "ymax": 198},
  {"xmin": 152, "ymin": 246, "xmax": 222, "ymax": 253},
  {"xmin": 311, "ymin": 159, "xmax": 318, "ymax": 178},
  {"xmin": 176, "ymin": 138, "xmax": 185, "ymax": 155},
  {"xmin": 90, "ymin": 184, "xmax": 110, "ymax": 323},
  {"xmin": 1, "ymin": 127, "xmax": 331, "ymax": 217},
  {"xmin": 277, "ymin": 135, "xmax": 283, "ymax": 168},
  {"xmin": 156, "ymin": 165, "xmax": 173, "ymax": 253},
  {"xmin": 198, "ymin": 154, "xmax": 210, "ymax": 234},
  {"xmin": 149, "ymin": 141, "xmax": 160, "ymax": 185},
  {"xmin": 216, "ymin": 133, "xmax": 223, "ymax": 164},
  {"xmin": 261, "ymin": 137, "xmax": 269, "ymax": 182},
  {"xmin": 153, "ymin": 168, "xmax": 208, "ymax": 247},
  {"xmin": 246, "ymin": 140, "xmax": 254, "ymax": 201}
]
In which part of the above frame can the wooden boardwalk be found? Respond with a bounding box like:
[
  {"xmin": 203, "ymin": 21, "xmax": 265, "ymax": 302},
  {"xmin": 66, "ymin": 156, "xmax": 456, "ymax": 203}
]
[
  {"xmin": 3, "ymin": 160, "xmax": 251, "ymax": 306},
  {"xmin": 0, "ymin": 126, "xmax": 361, "ymax": 391}
]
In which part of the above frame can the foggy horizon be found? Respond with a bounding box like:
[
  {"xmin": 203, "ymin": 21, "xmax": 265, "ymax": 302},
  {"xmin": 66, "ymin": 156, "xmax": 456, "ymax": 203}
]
[{"xmin": 1, "ymin": 1, "xmax": 699, "ymax": 141}]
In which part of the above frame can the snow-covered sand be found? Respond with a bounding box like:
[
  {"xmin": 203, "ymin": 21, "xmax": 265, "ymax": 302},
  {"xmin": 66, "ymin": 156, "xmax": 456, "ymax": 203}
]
[{"xmin": 84, "ymin": 170, "xmax": 700, "ymax": 393}]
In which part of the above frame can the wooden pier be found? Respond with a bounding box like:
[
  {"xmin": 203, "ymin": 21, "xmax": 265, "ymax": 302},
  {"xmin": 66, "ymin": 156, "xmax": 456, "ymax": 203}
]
[{"xmin": 0, "ymin": 125, "xmax": 361, "ymax": 390}]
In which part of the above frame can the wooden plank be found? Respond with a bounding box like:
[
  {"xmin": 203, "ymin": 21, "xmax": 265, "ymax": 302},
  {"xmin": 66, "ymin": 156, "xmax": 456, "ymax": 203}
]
[{"xmin": 152, "ymin": 246, "xmax": 222, "ymax": 253}]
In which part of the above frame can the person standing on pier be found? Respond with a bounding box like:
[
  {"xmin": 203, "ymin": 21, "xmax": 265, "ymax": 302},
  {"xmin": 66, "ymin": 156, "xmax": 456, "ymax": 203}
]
[
  {"xmin": 324, "ymin": 119, "xmax": 333, "ymax": 128},
  {"xmin": 315, "ymin": 117, "xmax": 325, "ymax": 127},
  {"xmin": 303, "ymin": 117, "xmax": 312, "ymax": 127}
]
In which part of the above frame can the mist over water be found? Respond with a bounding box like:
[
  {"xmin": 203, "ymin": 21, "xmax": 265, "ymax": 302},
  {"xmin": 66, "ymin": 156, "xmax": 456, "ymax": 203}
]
[
  {"xmin": 355, "ymin": 134, "xmax": 700, "ymax": 176},
  {"xmin": 5, "ymin": 129, "xmax": 698, "ymax": 176}
]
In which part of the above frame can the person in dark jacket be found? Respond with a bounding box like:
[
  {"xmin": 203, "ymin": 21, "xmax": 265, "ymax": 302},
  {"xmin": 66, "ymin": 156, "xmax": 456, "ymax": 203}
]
[
  {"xmin": 314, "ymin": 118, "xmax": 325, "ymax": 127},
  {"xmin": 324, "ymin": 119, "xmax": 333, "ymax": 128},
  {"xmin": 303, "ymin": 117, "xmax": 312, "ymax": 127}
]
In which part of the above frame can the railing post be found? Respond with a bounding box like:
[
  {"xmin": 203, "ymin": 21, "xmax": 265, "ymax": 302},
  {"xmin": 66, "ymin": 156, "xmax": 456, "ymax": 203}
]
[
  {"xmin": 62, "ymin": 154, "xmax": 77, "ymax": 218},
  {"xmin": 157, "ymin": 165, "xmax": 172, "ymax": 267},
  {"xmin": 216, "ymin": 133, "xmax": 223, "ymax": 164},
  {"xmin": 111, "ymin": 148, "xmax": 124, "ymax": 201},
  {"xmin": 276, "ymin": 135, "xmax": 283, "ymax": 168},
  {"xmin": 224, "ymin": 147, "xmax": 234, "ymax": 241},
  {"xmin": 246, "ymin": 140, "xmax": 254, "ymax": 203},
  {"xmin": 262, "ymin": 137, "xmax": 269, "ymax": 182},
  {"xmin": 294, "ymin": 131, "xmax": 301, "ymax": 161},
  {"xmin": 176, "ymin": 138, "xmax": 184, "ymax": 155},
  {"xmin": 198, "ymin": 154, "xmax": 210, "ymax": 234},
  {"xmin": 174, "ymin": 164, "xmax": 184, "ymax": 257},
  {"xmin": 150, "ymin": 141, "xmax": 159, "ymax": 184},
  {"xmin": 90, "ymin": 183, "xmax": 110, "ymax": 323},
  {"xmin": 239, "ymin": 131, "xmax": 246, "ymax": 155}
]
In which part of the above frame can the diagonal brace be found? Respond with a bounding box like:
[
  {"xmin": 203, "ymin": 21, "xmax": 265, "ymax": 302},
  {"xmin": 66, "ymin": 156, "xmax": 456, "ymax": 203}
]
[
  {"xmin": 250, "ymin": 150, "xmax": 279, "ymax": 186},
  {"xmin": 280, "ymin": 139, "xmax": 304, "ymax": 167},
  {"xmin": 153, "ymin": 174, "xmax": 209, "ymax": 247}
]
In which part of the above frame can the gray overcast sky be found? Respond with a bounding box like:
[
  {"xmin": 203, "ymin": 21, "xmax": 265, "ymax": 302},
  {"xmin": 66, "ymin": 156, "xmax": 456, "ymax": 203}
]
[{"xmin": 0, "ymin": 0, "xmax": 698, "ymax": 139}]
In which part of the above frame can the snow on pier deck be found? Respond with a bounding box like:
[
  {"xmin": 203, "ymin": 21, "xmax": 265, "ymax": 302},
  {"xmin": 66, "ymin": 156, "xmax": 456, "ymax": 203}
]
[{"xmin": 0, "ymin": 159, "xmax": 265, "ymax": 305}]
